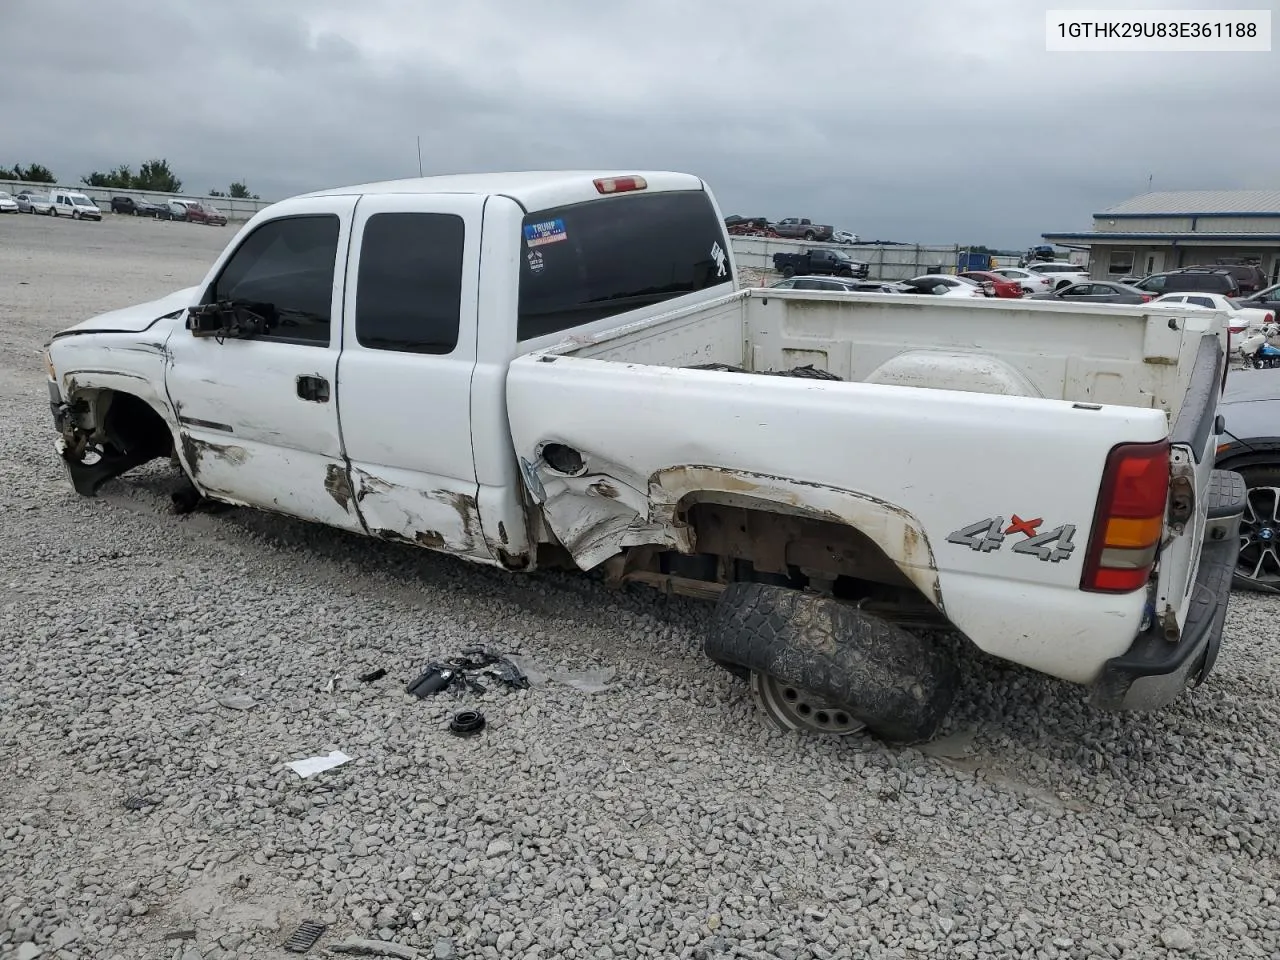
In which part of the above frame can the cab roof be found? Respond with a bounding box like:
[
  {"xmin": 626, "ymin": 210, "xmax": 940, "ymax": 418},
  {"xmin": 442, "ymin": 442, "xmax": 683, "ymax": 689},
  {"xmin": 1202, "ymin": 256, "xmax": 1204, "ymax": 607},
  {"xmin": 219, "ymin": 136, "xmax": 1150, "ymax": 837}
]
[{"xmin": 298, "ymin": 170, "xmax": 706, "ymax": 212}]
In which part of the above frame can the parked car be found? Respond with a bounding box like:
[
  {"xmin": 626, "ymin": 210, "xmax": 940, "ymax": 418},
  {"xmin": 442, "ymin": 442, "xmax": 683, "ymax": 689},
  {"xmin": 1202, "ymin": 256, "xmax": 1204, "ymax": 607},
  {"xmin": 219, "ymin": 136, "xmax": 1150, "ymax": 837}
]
[
  {"xmin": 1029, "ymin": 281, "xmax": 1153, "ymax": 305},
  {"xmin": 773, "ymin": 218, "xmax": 834, "ymax": 241},
  {"xmin": 772, "ymin": 248, "xmax": 870, "ymax": 279},
  {"xmin": 958, "ymin": 270, "xmax": 1022, "ymax": 298},
  {"xmin": 1021, "ymin": 244, "xmax": 1057, "ymax": 265},
  {"xmin": 1235, "ymin": 282, "xmax": 1280, "ymax": 317},
  {"xmin": 0, "ymin": 191, "xmax": 18, "ymax": 213},
  {"xmin": 988, "ymin": 266, "xmax": 1055, "ymax": 295},
  {"xmin": 1023, "ymin": 261, "xmax": 1090, "ymax": 290},
  {"xmin": 40, "ymin": 168, "xmax": 1242, "ymax": 741},
  {"xmin": 1131, "ymin": 268, "xmax": 1241, "ymax": 298},
  {"xmin": 49, "ymin": 189, "xmax": 103, "ymax": 220},
  {"xmin": 15, "ymin": 191, "xmax": 52, "ymax": 214},
  {"xmin": 184, "ymin": 202, "xmax": 228, "ymax": 226},
  {"xmin": 135, "ymin": 199, "xmax": 168, "ymax": 218},
  {"xmin": 831, "ymin": 230, "xmax": 859, "ymax": 245},
  {"xmin": 1191, "ymin": 260, "xmax": 1268, "ymax": 295},
  {"xmin": 900, "ymin": 274, "xmax": 987, "ymax": 298},
  {"xmin": 162, "ymin": 200, "xmax": 191, "ymax": 221},
  {"xmin": 110, "ymin": 196, "xmax": 139, "ymax": 215},
  {"xmin": 1215, "ymin": 368, "xmax": 1280, "ymax": 591},
  {"xmin": 1147, "ymin": 292, "xmax": 1276, "ymax": 354},
  {"xmin": 768, "ymin": 276, "xmax": 905, "ymax": 294}
]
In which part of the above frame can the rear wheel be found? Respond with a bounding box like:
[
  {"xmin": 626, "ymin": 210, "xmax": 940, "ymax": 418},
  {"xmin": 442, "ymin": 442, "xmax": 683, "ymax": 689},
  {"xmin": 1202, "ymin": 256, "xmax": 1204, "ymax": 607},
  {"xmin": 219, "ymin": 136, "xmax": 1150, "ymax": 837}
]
[
  {"xmin": 782, "ymin": 265, "xmax": 796, "ymax": 279},
  {"xmin": 705, "ymin": 582, "xmax": 959, "ymax": 744},
  {"xmin": 803, "ymin": 231, "xmax": 816, "ymax": 240},
  {"xmin": 1234, "ymin": 467, "xmax": 1280, "ymax": 592}
]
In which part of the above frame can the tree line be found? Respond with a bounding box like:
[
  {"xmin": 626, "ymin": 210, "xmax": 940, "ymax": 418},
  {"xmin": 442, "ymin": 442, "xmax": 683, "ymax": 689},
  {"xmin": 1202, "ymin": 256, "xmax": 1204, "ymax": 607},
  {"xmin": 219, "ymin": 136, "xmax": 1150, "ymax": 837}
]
[{"xmin": 1, "ymin": 158, "xmax": 259, "ymax": 199}]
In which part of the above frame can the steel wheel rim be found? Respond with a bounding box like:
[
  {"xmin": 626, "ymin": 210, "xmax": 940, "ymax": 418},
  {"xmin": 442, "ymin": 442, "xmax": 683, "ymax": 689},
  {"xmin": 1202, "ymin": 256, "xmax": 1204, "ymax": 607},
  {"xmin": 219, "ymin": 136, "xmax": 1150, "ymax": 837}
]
[
  {"xmin": 749, "ymin": 672, "xmax": 865, "ymax": 736},
  {"xmin": 1238, "ymin": 485, "xmax": 1280, "ymax": 584}
]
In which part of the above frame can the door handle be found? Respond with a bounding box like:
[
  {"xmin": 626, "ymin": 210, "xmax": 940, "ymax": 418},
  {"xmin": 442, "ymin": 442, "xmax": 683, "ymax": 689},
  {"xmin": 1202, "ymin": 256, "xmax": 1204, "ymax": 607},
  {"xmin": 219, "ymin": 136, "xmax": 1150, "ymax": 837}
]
[{"xmin": 296, "ymin": 375, "xmax": 330, "ymax": 403}]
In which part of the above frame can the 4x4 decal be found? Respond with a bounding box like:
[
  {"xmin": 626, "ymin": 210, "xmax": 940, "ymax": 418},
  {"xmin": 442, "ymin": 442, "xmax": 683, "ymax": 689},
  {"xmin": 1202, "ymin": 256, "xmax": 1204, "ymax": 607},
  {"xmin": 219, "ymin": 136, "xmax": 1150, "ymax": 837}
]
[{"xmin": 946, "ymin": 515, "xmax": 1077, "ymax": 563}]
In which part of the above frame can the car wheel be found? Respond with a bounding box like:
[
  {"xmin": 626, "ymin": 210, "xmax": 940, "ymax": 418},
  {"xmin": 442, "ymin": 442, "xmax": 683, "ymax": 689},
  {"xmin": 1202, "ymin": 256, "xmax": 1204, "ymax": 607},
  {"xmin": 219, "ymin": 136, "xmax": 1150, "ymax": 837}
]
[
  {"xmin": 803, "ymin": 231, "xmax": 816, "ymax": 240},
  {"xmin": 48, "ymin": 205, "xmax": 57, "ymax": 217},
  {"xmin": 72, "ymin": 210, "xmax": 80, "ymax": 220},
  {"xmin": 1234, "ymin": 466, "xmax": 1280, "ymax": 593}
]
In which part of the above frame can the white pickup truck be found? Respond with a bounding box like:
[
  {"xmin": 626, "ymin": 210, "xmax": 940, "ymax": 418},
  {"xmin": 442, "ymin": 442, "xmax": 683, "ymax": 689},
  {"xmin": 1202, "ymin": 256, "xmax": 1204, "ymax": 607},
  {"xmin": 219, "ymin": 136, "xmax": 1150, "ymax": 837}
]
[{"xmin": 44, "ymin": 170, "xmax": 1245, "ymax": 743}]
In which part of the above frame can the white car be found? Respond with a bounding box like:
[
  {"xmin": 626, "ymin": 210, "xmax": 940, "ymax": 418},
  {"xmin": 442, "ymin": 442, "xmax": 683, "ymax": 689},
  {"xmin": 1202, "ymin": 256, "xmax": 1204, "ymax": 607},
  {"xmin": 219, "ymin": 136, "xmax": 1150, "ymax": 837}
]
[
  {"xmin": 49, "ymin": 189, "xmax": 103, "ymax": 221},
  {"xmin": 832, "ymin": 230, "xmax": 859, "ymax": 245},
  {"xmin": 1148, "ymin": 292, "xmax": 1277, "ymax": 353},
  {"xmin": 41, "ymin": 168, "xmax": 1243, "ymax": 742},
  {"xmin": 1023, "ymin": 261, "xmax": 1090, "ymax": 290},
  {"xmin": 989, "ymin": 266, "xmax": 1054, "ymax": 295},
  {"xmin": 902, "ymin": 274, "xmax": 987, "ymax": 297},
  {"xmin": 0, "ymin": 191, "xmax": 18, "ymax": 214}
]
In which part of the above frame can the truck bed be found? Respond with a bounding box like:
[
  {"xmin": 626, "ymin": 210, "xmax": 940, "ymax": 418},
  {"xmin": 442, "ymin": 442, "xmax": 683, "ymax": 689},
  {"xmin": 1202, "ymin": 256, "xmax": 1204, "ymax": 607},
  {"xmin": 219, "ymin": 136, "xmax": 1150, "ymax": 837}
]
[
  {"xmin": 505, "ymin": 289, "xmax": 1228, "ymax": 686},
  {"xmin": 527, "ymin": 287, "xmax": 1219, "ymax": 414}
]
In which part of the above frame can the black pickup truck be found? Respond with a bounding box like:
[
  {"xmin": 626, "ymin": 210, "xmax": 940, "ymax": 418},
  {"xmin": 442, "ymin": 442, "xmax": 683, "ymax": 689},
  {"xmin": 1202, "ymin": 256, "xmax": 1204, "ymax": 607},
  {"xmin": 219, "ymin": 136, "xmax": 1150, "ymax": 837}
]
[{"xmin": 773, "ymin": 248, "xmax": 870, "ymax": 279}]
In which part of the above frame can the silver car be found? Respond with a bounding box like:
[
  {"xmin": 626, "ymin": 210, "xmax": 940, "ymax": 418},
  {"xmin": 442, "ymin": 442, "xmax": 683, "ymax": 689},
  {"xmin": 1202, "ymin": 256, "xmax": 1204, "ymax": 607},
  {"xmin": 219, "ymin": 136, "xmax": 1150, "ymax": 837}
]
[
  {"xmin": 0, "ymin": 191, "xmax": 18, "ymax": 213},
  {"xmin": 15, "ymin": 191, "xmax": 52, "ymax": 214}
]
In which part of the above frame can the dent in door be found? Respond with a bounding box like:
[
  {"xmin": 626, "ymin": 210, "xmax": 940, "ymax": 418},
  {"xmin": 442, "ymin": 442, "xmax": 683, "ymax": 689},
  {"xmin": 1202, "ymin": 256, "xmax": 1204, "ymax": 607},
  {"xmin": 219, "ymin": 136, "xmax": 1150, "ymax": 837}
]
[{"xmin": 350, "ymin": 465, "xmax": 484, "ymax": 556}]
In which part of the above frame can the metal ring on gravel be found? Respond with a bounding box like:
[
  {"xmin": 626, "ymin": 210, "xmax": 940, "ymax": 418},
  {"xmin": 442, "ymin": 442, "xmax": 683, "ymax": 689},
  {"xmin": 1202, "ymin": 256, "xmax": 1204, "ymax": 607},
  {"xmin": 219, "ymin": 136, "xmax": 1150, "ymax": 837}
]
[
  {"xmin": 750, "ymin": 672, "xmax": 867, "ymax": 736},
  {"xmin": 449, "ymin": 710, "xmax": 486, "ymax": 737}
]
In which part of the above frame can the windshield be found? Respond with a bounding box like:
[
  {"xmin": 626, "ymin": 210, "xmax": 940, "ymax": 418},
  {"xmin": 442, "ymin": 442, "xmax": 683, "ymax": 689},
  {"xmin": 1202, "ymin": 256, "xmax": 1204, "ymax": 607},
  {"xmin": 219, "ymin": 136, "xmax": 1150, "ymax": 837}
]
[{"xmin": 72, "ymin": 196, "xmax": 94, "ymax": 206}]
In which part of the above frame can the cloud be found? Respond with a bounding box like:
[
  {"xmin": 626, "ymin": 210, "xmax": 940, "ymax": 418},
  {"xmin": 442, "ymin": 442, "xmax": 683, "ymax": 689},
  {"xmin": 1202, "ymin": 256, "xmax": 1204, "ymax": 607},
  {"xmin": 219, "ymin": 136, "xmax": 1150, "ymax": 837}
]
[{"xmin": 1, "ymin": 0, "xmax": 1276, "ymax": 245}]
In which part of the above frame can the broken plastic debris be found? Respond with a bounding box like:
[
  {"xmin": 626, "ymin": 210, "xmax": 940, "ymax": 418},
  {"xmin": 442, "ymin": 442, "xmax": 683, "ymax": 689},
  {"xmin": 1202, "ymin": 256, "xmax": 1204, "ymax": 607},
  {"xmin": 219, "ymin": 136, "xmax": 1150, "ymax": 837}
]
[
  {"xmin": 329, "ymin": 939, "xmax": 421, "ymax": 959},
  {"xmin": 505, "ymin": 656, "xmax": 616, "ymax": 694},
  {"xmin": 358, "ymin": 668, "xmax": 387, "ymax": 683},
  {"xmin": 283, "ymin": 919, "xmax": 327, "ymax": 953},
  {"xmin": 216, "ymin": 695, "xmax": 256, "ymax": 711},
  {"xmin": 285, "ymin": 750, "xmax": 352, "ymax": 779}
]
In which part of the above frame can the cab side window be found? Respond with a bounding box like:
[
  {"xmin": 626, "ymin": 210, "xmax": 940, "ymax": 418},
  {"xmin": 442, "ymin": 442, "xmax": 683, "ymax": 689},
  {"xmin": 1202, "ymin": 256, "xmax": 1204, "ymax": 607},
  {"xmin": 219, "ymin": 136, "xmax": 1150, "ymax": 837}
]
[
  {"xmin": 355, "ymin": 213, "xmax": 465, "ymax": 355},
  {"xmin": 206, "ymin": 215, "xmax": 340, "ymax": 346}
]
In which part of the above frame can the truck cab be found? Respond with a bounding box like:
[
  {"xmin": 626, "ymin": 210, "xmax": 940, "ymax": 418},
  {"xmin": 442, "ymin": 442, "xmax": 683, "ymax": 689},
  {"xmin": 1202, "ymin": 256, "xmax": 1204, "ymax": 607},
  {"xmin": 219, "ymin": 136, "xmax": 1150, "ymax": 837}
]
[{"xmin": 47, "ymin": 172, "xmax": 737, "ymax": 570}]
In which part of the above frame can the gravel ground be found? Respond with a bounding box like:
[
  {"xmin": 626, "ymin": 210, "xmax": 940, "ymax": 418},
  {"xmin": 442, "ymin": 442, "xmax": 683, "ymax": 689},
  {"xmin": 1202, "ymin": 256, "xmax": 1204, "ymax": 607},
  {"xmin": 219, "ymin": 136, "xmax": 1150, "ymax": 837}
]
[{"xmin": 1, "ymin": 213, "xmax": 1279, "ymax": 960}]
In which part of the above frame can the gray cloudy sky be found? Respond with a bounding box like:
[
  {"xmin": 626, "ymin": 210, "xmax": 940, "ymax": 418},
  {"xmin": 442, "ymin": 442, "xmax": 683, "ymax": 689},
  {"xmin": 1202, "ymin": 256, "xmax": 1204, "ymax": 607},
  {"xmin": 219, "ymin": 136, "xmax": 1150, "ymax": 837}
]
[{"xmin": 3, "ymin": 0, "xmax": 1276, "ymax": 246}]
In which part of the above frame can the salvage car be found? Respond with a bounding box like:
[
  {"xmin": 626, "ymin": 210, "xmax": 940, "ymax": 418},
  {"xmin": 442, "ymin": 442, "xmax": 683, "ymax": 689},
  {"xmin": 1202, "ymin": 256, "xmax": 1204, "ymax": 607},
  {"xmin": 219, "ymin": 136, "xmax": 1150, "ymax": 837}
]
[
  {"xmin": 15, "ymin": 191, "xmax": 52, "ymax": 214},
  {"xmin": 772, "ymin": 248, "xmax": 870, "ymax": 279},
  {"xmin": 1215, "ymin": 369, "xmax": 1280, "ymax": 592},
  {"xmin": 0, "ymin": 191, "xmax": 18, "ymax": 213},
  {"xmin": 49, "ymin": 189, "xmax": 102, "ymax": 220},
  {"xmin": 42, "ymin": 169, "xmax": 1244, "ymax": 743},
  {"xmin": 1029, "ymin": 281, "xmax": 1154, "ymax": 305},
  {"xmin": 772, "ymin": 217, "xmax": 834, "ymax": 241}
]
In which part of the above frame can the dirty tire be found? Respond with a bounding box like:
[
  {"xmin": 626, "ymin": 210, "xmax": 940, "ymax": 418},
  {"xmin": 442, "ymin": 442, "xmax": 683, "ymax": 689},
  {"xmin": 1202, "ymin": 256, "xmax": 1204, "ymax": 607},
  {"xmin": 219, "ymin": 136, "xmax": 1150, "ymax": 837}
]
[{"xmin": 705, "ymin": 582, "xmax": 959, "ymax": 744}]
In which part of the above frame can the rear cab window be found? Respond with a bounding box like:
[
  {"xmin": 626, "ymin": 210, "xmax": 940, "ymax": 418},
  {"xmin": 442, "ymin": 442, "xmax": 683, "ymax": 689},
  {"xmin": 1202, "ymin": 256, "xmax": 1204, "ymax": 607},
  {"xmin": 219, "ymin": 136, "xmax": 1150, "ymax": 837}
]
[{"xmin": 516, "ymin": 189, "xmax": 732, "ymax": 342}]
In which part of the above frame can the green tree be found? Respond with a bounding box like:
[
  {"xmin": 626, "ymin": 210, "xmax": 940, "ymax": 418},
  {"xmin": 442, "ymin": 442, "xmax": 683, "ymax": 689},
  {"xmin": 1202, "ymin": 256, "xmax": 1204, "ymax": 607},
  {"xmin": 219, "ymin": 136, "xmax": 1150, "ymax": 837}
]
[
  {"xmin": 2, "ymin": 163, "xmax": 56, "ymax": 183},
  {"xmin": 82, "ymin": 164, "xmax": 134, "ymax": 188},
  {"xmin": 133, "ymin": 159, "xmax": 182, "ymax": 193},
  {"xmin": 228, "ymin": 181, "xmax": 260, "ymax": 199}
]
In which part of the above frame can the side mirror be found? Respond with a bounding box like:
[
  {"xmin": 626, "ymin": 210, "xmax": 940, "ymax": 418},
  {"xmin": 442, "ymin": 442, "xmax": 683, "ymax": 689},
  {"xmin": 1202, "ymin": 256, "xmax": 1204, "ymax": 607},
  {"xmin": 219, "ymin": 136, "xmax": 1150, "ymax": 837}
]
[{"xmin": 186, "ymin": 301, "xmax": 267, "ymax": 340}]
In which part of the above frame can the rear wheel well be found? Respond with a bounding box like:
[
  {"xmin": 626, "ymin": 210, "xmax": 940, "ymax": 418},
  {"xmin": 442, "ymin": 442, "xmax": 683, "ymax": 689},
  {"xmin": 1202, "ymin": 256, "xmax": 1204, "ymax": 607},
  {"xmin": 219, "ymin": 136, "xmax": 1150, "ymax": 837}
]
[{"xmin": 607, "ymin": 501, "xmax": 944, "ymax": 628}]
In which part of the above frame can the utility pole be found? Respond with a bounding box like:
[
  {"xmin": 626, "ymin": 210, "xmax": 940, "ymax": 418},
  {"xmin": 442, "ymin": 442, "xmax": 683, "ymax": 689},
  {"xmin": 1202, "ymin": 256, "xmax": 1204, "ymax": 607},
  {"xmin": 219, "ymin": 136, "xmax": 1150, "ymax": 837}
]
[{"xmin": 417, "ymin": 136, "xmax": 423, "ymax": 178}]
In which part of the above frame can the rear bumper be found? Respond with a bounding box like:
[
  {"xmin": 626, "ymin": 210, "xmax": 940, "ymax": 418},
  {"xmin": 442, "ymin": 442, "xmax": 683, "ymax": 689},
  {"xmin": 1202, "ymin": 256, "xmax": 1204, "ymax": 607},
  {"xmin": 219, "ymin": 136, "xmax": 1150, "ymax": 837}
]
[{"xmin": 1090, "ymin": 469, "xmax": 1245, "ymax": 712}]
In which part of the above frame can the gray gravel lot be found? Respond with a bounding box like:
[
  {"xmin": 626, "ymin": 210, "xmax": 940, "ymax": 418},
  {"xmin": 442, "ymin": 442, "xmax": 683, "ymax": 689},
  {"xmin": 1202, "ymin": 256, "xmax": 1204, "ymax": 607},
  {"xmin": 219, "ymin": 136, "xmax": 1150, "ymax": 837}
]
[{"xmin": 1, "ymin": 213, "xmax": 1278, "ymax": 960}]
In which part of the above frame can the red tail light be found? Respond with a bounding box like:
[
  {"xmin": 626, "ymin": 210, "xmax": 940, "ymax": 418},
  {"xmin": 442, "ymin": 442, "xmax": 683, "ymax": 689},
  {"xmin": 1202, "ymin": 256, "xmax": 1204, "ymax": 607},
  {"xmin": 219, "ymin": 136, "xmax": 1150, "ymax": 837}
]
[
  {"xmin": 594, "ymin": 176, "xmax": 648, "ymax": 194},
  {"xmin": 1080, "ymin": 441, "xmax": 1170, "ymax": 594}
]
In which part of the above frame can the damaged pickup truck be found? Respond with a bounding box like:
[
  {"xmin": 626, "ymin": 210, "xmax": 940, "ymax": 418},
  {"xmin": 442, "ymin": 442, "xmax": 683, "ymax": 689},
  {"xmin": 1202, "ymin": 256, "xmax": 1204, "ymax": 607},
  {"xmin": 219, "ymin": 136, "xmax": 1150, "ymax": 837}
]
[{"xmin": 44, "ymin": 170, "xmax": 1246, "ymax": 743}]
